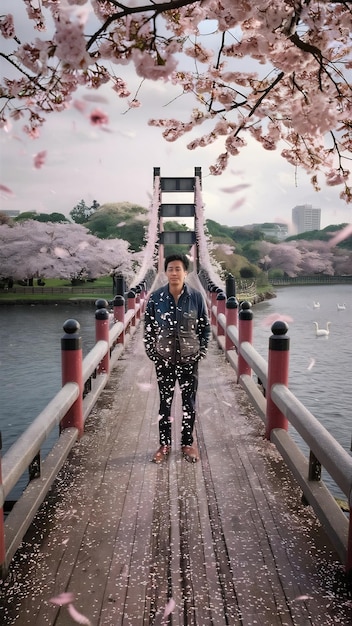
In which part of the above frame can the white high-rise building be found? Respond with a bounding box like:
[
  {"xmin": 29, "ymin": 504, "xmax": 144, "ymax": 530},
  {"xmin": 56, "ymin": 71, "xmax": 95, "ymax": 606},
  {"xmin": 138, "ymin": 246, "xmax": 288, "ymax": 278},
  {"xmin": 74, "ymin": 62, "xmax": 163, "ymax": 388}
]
[{"xmin": 292, "ymin": 204, "xmax": 321, "ymax": 234}]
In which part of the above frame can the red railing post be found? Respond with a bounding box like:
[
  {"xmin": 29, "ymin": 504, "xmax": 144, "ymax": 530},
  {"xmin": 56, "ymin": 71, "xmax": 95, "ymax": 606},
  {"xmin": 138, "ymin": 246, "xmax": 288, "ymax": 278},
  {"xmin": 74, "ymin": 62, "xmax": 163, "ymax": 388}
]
[
  {"xmin": 128, "ymin": 290, "xmax": 136, "ymax": 327},
  {"xmin": 265, "ymin": 321, "xmax": 290, "ymax": 439},
  {"xmin": 113, "ymin": 294, "xmax": 125, "ymax": 344},
  {"xmin": 135, "ymin": 287, "xmax": 141, "ymax": 322},
  {"xmin": 95, "ymin": 304, "xmax": 110, "ymax": 375},
  {"xmin": 61, "ymin": 319, "xmax": 83, "ymax": 436},
  {"xmin": 216, "ymin": 291, "xmax": 226, "ymax": 336},
  {"xmin": 225, "ymin": 296, "xmax": 238, "ymax": 352},
  {"xmin": 237, "ymin": 301, "xmax": 253, "ymax": 381},
  {"xmin": 210, "ymin": 288, "xmax": 217, "ymax": 326}
]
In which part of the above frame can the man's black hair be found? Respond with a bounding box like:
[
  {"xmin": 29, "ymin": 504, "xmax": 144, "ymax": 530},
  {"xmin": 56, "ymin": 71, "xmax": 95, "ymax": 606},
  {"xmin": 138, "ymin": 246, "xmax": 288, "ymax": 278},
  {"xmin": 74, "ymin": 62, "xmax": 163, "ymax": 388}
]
[{"xmin": 164, "ymin": 253, "xmax": 189, "ymax": 272}]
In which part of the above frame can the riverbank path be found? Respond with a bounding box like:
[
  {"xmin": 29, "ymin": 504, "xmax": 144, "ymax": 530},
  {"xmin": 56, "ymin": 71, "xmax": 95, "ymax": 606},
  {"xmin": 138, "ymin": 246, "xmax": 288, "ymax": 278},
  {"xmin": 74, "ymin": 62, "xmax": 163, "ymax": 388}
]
[{"xmin": 1, "ymin": 325, "xmax": 352, "ymax": 625}]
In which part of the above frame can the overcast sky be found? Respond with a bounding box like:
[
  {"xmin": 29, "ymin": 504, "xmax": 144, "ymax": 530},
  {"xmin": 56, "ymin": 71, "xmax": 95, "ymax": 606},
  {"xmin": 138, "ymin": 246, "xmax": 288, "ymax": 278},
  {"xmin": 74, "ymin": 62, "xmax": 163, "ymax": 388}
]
[{"xmin": 1, "ymin": 2, "xmax": 351, "ymax": 232}]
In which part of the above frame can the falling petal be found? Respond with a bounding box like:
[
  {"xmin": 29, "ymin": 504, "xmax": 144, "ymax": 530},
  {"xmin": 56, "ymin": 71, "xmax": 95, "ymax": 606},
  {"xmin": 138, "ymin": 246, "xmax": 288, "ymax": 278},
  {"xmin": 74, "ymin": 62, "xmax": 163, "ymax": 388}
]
[
  {"xmin": 220, "ymin": 183, "xmax": 251, "ymax": 193},
  {"xmin": 261, "ymin": 313, "xmax": 294, "ymax": 327},
  {"xmin": 163, "ymin": 598, "xmax": 176, "ymax": 617},
  {"xmin": 307, "ymin": 358, "xmax": 315, "ymax": 371},
  {"xmin": 33, "ymin": 150, "xmax": 47, "ymax": 169},
  {"xmin": 83, "ymin": 93, "xmax": 109, "ymax": 103},
  {"xmin": 120, "ymin": 564, "xmax": 129, "ymax": 578},
  {"xmin": 73, "ymin": 99, "xmax": 87, "ymax": 114},
  {"xmin": 229, "ymin": 197, "xmax": 246, "ymax": 211},
  {"xmin": 137, "ymin": 382, "xmax": 152, "ymax": 391},
  {"xmin": 328, "ymin": 224, "xmax": 352, "ymax": 247},
  {"xmin": 89, "ymin": 108, "xmax": 109, "ymax": 126},
  {"xmin": 67, "ymin": 603, "xmax": 92, "ymax": 625},
  {"xmin": 0, "ymin": 183, "xmax": 13, "ymax": 194},
  {"xmin": 49, "ymin": 592, "xmax": 75, "ymax": 606},
  {"xmin": 292, "ymin": 595, "xmax": 314, "ymax": 602}
]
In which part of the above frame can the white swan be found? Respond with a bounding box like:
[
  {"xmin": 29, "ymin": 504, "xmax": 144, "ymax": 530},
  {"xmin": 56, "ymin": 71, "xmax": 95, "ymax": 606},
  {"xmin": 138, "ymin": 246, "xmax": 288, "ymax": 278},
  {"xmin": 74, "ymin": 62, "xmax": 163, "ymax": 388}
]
[
  {"xmin": 313, "ymin": 301, "xmax": 320, "ymax": 308},
  {"xmin": 337, "ymin": 303, "xmax": 346, "ymax": 310},
  {"xmin": 313, "ymin": 321, "xmax": 331, "ymax": 336}
]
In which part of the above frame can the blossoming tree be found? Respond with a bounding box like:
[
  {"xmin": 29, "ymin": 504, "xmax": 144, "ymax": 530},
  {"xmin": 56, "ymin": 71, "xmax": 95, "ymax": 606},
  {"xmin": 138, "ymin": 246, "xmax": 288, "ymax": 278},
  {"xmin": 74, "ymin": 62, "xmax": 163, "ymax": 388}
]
[
  {"xmin": 0, "ymin": 221, "xmax": 137, "ymax": 283},
  {"xmin": 0, "ymin": 1, "xmax": 351, "ymax": 201}
]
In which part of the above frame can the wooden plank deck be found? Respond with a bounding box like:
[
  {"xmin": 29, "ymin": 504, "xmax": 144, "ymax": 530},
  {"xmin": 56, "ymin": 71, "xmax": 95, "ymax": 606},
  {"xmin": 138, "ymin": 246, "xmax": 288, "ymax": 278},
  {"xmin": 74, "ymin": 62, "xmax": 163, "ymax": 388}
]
[{"xmin": 1, "ymin": 326, "xmax": 352, "ymax": 625}]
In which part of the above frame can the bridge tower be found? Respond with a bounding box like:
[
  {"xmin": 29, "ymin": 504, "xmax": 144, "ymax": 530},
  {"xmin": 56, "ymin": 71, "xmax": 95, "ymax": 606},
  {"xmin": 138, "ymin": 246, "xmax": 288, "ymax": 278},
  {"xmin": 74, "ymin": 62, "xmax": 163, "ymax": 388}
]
[{"xmin": 153, "ymin": 167, "xmax": 202, "ymax": 274}]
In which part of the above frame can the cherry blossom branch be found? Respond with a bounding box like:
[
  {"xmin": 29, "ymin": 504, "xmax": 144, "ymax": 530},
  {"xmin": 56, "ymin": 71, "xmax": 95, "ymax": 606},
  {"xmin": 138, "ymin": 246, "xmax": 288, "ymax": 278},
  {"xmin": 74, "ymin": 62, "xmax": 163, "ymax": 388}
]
[
  {"xmin": 0, "ymin": 52, "xmax": 48, "ymax": 92},
  {"xmin": 86, "ymin": 0, "xmax": 201, "ymax": 50}
]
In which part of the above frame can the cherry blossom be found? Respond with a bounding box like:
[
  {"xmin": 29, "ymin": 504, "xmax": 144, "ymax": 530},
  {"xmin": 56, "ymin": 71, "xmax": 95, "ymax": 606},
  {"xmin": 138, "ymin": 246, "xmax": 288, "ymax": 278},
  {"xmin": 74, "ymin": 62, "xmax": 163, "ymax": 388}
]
[
  {"xmin": 0, "ymin": 0, "xmax": 351, "ymax": 201},
  {"xmin": 0, "ymin": 14, "xmax": 14, "ymax": 39},
  {"xmin": 0, "ymin": 220, "xmax": 137, "ymax": 282}
]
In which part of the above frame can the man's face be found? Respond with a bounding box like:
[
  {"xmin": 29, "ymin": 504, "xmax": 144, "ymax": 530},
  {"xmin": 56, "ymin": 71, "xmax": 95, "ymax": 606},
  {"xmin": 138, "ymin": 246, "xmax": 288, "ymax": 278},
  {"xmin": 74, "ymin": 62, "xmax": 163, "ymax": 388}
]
[{"xmin": 166, "ymin": 261, "xmax": 187, "ymax": 290}]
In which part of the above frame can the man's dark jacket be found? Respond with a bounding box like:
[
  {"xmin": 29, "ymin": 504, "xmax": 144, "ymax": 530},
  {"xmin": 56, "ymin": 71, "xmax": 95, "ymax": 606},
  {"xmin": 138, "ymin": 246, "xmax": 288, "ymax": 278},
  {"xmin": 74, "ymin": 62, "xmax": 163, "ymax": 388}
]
[{"xmin": 144, "ymin": 283, "xmax": 211, "ymax": 365}]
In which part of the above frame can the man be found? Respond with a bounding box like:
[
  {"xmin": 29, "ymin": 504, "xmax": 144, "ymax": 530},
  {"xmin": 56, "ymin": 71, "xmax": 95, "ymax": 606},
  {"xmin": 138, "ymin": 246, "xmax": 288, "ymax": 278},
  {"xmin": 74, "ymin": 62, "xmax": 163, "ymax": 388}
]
[{"xmin": 144, "ymin": 253, "xmax": 211, "ymax": 464}]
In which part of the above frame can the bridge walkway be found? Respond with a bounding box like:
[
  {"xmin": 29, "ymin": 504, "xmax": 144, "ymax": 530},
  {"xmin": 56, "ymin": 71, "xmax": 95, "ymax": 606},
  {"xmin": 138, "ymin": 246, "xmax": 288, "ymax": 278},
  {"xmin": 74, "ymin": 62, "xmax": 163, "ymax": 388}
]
[{"xmin": 1, "ymin": 326, "xmax": 351, "ymax": 625}]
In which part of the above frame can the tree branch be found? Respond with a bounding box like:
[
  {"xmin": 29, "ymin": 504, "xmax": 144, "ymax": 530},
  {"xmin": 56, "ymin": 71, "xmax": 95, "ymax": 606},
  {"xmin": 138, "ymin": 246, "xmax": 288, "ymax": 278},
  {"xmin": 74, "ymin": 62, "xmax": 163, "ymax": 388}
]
[{"xmin": 86, "ymin": 0, "xmax": 202, "ymax": 50}]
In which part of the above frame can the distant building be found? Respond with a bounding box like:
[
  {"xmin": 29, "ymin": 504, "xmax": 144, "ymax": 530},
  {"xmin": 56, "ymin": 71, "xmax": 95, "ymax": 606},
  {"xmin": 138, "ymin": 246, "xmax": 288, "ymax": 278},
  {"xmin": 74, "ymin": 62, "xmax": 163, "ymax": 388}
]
[{"xmin": 292, "ymin": 204, "xmax": 321, "ymax": 234}]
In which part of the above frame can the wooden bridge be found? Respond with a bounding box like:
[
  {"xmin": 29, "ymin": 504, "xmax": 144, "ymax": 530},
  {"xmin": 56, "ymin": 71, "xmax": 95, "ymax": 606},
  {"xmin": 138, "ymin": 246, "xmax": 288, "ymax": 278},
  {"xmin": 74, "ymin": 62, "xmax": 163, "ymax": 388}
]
[
  {"xmin": 1, "ymin": 320, "xmax": 352, "ymax": 625},
  {"xmin": 1, "ymin": 167, "xmax": 352, "ymax": 624}
]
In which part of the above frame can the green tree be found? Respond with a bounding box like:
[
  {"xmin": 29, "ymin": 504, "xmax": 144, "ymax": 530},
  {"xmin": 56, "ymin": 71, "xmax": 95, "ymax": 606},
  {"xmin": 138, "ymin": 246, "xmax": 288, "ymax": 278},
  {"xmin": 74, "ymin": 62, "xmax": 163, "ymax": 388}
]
[
  {"xmin": 70, "ymin": 199, "xmax": 99, "ymax": 224},
  {"xmin": 14, "ymin": 211, "xmax": 38, "ymax": 222},
  {"xmin": 86, "ymin": 202, "xmax": 148, "ymax": 251},
  {"xmin": 35, "ymin": 212, "xmax": 68, "ymax": 223},
  {"xmin": 14, "ymin": 211, "xmax": 68, "ymax": 223}
]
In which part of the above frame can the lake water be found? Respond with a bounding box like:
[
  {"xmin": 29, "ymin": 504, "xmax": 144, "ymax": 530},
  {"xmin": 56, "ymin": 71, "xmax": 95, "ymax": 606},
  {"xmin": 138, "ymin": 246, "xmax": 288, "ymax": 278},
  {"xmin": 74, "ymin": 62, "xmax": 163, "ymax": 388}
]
[
  {"xmin": 0, "ymin": 285, "xmax": 351, "ymax": 500},
  {"xmin": 0, "ymin": 304, "xmax": 97, "ymax": 451},
  {"xmin": 251, "ymin": 284, "xmax": 352, "ymax": 452}
]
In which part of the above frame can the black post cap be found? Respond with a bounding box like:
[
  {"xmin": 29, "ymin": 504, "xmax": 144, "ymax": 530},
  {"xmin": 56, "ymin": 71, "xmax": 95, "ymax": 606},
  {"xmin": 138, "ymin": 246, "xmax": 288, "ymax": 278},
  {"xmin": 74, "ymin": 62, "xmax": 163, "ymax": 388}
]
[
  {"xmin": 226, "ymin": 296, "xmax": 238, "ymax": 309},
  {"xmin": 113, "ymin": 295, "xmax": 125, "ymax": 306},
  {"xmin": 95, "ymin": 299, "xmax": 109, "ymax": 309}
]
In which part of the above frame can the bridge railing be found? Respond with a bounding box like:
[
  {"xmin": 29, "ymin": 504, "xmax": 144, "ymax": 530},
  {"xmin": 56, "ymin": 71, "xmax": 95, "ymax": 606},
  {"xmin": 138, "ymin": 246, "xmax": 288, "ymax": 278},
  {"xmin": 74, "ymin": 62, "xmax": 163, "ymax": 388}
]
[
  {"xmin": 2, "ymin": 271, "xmax": 352, "ymax": 578},
  {"xmin": 0, "ymin": 283, "xmax": 148, "ymax": 579},
  {"xmin": 202, "ymin": 275, "xmax": 352, "ymax": 573}
]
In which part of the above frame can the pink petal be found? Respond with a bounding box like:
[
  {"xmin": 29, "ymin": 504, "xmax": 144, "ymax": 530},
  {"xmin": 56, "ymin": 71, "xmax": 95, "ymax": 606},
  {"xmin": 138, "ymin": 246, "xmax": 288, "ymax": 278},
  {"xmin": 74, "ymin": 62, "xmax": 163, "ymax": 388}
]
[
  {"xmin": 137, "ymin": 382, "xmax": 152, "ymax": 391},
  {"xmin": 89, "ymin": 108, "xmax": 109, "ymax": 126},
  {"xmin": 67, "ymin": 603, "xmax": 92, "ymax": 625},
  {"xmin": 229, "ymin": 197, "xmax": 246, "ymax": 211},
  {"xmin": 0, "ymin": 184, "xmax": 13, "ymax": 194},
  {"xmin": 83, "ymin": 94, "xmax": 109, "ymax": 103},
  {"xmin": 73, "ymin": 100, "xmax": 87, "ymax": 114},
  {"xmin": 261, "ymin": 313, "xmax": 294, "ymax": 327},
  {"xmin": 49, "ymin": 592, "xmax": 75, "ymax": 606},
  {"xmin": 163, "ymin": 597, "xmax": 176, "ymax": 617},
  {"xmin": 329, "ymin": 224, "xmax": 352, "ymax": 247},
  {"xmin": 220, "ymin": 183, "xmax": 251, "ymax": 193},
  {"xmin": 33, "ymin": 150, "xmax": 47, "ymax": 169}
]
